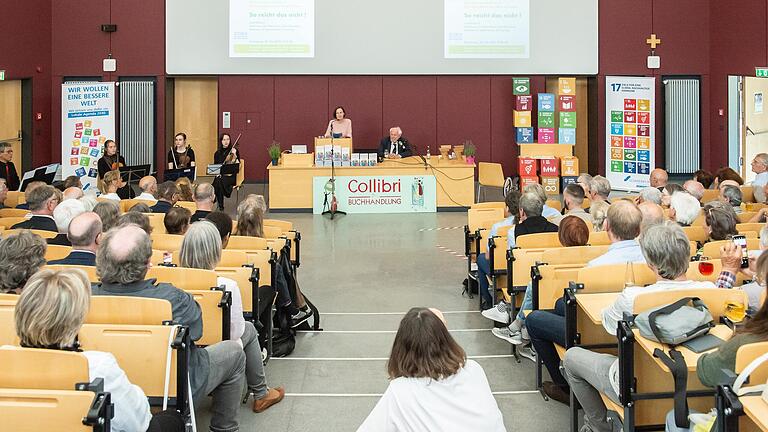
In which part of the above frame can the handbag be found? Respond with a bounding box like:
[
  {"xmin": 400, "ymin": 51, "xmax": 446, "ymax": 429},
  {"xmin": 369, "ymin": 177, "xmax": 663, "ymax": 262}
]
[{"xmin": 635, "ymin": 297, "xmax": 714, "ymax": 345}]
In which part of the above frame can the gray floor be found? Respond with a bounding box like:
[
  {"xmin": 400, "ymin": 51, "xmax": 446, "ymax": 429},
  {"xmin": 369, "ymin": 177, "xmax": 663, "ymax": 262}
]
[{"xmin": 196, "ymin": 190, "xmax": 571, "ymax": 431}]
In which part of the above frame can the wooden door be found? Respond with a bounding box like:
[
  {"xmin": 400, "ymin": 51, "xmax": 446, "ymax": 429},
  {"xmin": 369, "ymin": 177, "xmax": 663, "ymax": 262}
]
[
  {"xmin": 0, "ymin": 81, "xmax": 22, "ymax": 171},
  {"xmin": 173, "ymin": 78, "xmax": 218, "ymax": 176},
  {"xmin": 742, "ymin": 77, "xmax": 768, "ymax": 182}
]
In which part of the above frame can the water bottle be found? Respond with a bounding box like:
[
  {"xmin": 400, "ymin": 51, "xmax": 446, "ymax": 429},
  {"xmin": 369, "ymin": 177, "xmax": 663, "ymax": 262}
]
[{"xmin": 426, "ymin": 146, "xmax": 431, "ymax": 159}]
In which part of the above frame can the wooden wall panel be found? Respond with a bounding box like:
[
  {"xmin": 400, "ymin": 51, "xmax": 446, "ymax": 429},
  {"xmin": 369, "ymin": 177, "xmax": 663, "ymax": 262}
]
[
  {"xmin": 173, "ymin": 78, "xmax": 218, "ymax": 174},
  {"xmin": 0, "ymin": 81, "xmax": 23, "ymax": 170}
]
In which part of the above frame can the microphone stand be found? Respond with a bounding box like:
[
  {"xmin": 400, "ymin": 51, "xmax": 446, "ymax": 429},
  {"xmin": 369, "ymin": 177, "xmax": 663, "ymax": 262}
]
[{"xmin": 322, "ymin": 120, "xmax": 346, "ymax": 220}]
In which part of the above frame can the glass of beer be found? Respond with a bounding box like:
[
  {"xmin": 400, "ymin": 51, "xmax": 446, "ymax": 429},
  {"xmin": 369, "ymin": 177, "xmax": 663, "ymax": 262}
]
[
  {"xmin": 724, "ymin": 292, "xmax": 747, "ymax": 323},
  {"xmin": 698, "ymin": 256, "xmax": 714, "ymax": 276}
]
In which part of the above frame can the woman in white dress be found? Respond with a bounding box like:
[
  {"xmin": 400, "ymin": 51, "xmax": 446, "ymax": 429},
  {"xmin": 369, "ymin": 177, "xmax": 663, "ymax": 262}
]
[{"xmin": 358, "ymin": 307, "xmax": 506, "ymax": 432}]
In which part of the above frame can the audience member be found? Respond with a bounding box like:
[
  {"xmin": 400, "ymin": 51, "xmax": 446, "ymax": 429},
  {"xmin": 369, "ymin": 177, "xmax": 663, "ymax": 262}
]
[
  {"xmin": 137, "ymin": 176, "xmax": 158, "ymax": 202},
  {"xmin": 0, "ymin": 178, "xmax": 7, "ymax": 209},
  {"xmin": 512, "ymin": 192, "xmax": 558, "ymax": 246},
  {"xmin": 150, "ymin": 181, "xmax": 178, "ymax": 214},
  {"xmin": 79, "ymin": 195, "xmax": 98, "ymax": 211},
  {"xmin": 587, "ymin": 201, "xmax": 645, "ymax": 267},
  {"xmin": 15, "ymin": 181, "xmax": 44, "ymax": 209},
  {"xmin": 0, "ymin": 142, "xmax": 20, "ymax": 191},
  {"xmin": 637, "ymin": 201, "xmax": 665, "ymax": 232},
  {"xmin": 752, "ymin": 153, "xmax": 768, "ymax": 203},
  {"xmin": 93, "ymin": 201, "xmax": 120, "ymax": 232},
  {"xmin": 577, "ymin": 173, "xmax": 593, "ymax": 196},
  {"xmin": 693, "ymin": 169, "xmax": 715, "ymax": 189},
  {"xmin": 128, "ymin": 202, "xmax": 152, "ymax": 213},
  {"xmin": 668, "ymin": 192, "xmax": 701, "ymax": 226},
  {"xmin": 734, "ymin": 225, "xmax": 768, "ymax": 310},
  {"xmin": 720, "ymin": 184, "xmax": 743, "ymax": 212},
  {"xmin": 563, "ymin": 222, "xmax": 741, "ymax": 425},
  {"xmin": 588, "ymin": 175, "xmax": 611, "ymax": 204},
  {"xmin": 175, "ymin": 177, "xmax": 194, "ymax": 202},
  {"xmin": 589, "ymin": 200, "xmax": 609, "ymax": 231},
  {"xmin": 683, "ymin": 180, "xmax": 706, "ymax": 204},
  {"xmin": 191, "ymin": 183, "xmax": 215, "ymax": 222},
  {"xmin": 523, "ymin": 184, "xmax": 560, "ymax": 218},
  {"xmin": 477, "ymin": 191, "xmax": 520, "ymax": 309},
  {"xmin": 62, "ymin": 175, "xmax": 82, "ymax": 190},
  {"xmin": 235, "ymin": 195, "xmax": 266, "ymax": 237},
  {"xmin": 50, "ymin": 198, "xmax": 86, "ymax": 245},
  {"xmin": 179, "ymin": 221, "xmax": 285, "ymax": 411},
  {"xmin": 660, "ymin": 183, "xmax": 685, "ymax": 207},
  {"xmin": 714, "ymin": 166, "xmax": 744, "ymax": 188},
  {"xmin": 99, "ymin": 170, "xmax": 124, "ymax": 201},
  {"xmin": 164, "ymin": 206, "xmax": 191, "ymax": 235},
  {"xmin": 48, "ymin": 212, "xmax": 102, "ymax": 266},
  {"xmin": 62, "ymin": 186, "xmax": 84, "ymax": 201},
  {"xmin": 11, "ymin": 185, "xmax": 60, "ymax": 232},
  {"xmin": 10, "ymin": 268, "xmax": 163, "ymax": 431},
  {"xmin": 117, "ymin": 211, "xmax": 152, "ymax": 235},
  {"xmin": 358, "ymin": 308, "xmax": 505, "ymax": 432},
  {"xmin": 206, "ymin": 211, "xmax": 233, "ymax": 248},
  {"xmin": 551, "ymin": 184, "xmax": 594, "ymax": 226},
  {"xmin": 558, "ymin": 216, "xmax": 590, "ymax": 247},
  {"xmin": 0, "ymin": 230, "xmax": 46, "ymax": 294},
  {"xmin": 636, "ymin": 187, "xmax": 662, "ymax": 205},
  {"xmin": 650, "ymin": 168, "xmax": 668, "ymax": 189},
  {"xmin": 91, "ymin": 225, "xmax": 256, "ymax": 431},
  {"xmin": 702, "ymin": 201, "xmax": 738, "ymax": 242}
]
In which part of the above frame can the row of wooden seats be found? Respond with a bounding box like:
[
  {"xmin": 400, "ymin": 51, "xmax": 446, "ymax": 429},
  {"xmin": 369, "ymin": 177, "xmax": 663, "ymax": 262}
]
[{"xmin": 702, "ymin": 185, "xmax": 757, "ymax": 204}]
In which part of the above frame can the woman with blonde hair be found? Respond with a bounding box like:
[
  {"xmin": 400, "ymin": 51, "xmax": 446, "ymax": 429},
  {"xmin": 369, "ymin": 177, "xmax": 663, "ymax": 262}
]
[
  {"xmin": 9, "ymin": 268, "xmax": 186, "ymax": 431},
  {"xmin": 175, "ymin": 177, "xmax": 194, "ymax": 202},
  {"xmin": 99, "ymin": 170, "xmax": 124, "ymax": 201},
  {"xmin": 589, "ymin": 200, "xmax": 610, "ymax": 232},
  {"xmin": 179, "ymin": 221, "xmax": 285, "ymax": 411},
  {"xmin": 359, "ymin": 307, "xmax": 505, "ymax": 431},
  {"xmin": 235, "ymin": 194, "xmax": 266, "ymax": 237}
]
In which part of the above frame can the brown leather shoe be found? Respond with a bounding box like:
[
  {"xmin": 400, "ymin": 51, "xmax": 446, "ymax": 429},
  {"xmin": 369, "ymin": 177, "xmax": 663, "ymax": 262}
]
[
  {"xmin": 252, "ymin": 387, "xmax": 285, "ymax": 413},
  {"xmin": 542, "ymin": 381, "xmax": 570, "ymax": 406}
]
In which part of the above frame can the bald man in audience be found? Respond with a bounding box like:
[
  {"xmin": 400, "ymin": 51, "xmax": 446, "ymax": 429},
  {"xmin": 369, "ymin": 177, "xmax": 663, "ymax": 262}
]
[
  {"xmin": 650, "ymin": 168, "xmax": 668, "ymax": 189},
  {"xmin": 638, "ymin": 201, "xmax": 665, "ymax": 232},
  {"xmin": 588, "ymin": 201, "xmax": 646, "ymax": 267},
  {"xmin": 683, "ymin": 180, "xmax": 705, "ymax": 204},
  {"xmin": 136, "ymin": 176, "xmax": 158, "ymax": 202},
  {"xmin": 63, "ymin": 186, "xmax": 84, "ymax": 201},
  {"xmin": 47, "ymin": 212, "xmax": 102, "ymax": 266},
  {"xmin": 191, "ymin": 183, "xmax": 215, "ymax": 223},
  {"xmin": 11, "ymin": 185, "xmax": 60, "ymax": 232}
]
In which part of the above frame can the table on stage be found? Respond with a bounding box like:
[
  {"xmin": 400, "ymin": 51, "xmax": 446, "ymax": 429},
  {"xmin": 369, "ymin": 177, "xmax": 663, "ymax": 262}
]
[{"xmin": 267, "ymin": 156, "xmax": 475, "ymax": 210}]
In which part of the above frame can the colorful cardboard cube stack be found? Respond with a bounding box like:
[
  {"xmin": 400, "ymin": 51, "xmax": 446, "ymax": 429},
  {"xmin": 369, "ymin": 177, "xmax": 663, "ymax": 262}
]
[
  {"xmin": 537, "ymin": 93, "xmax": 555, "ymax": 143},
  {"xmin": 539, "ymin": 157, "xmax": 560, "ymax": 195},
  {"xmin": 513, "ymin": 78, "xmax": 533, "ymax": 145},
  {"xmin": 557, "ymin": 77, "xmax": 577, "ymax": 145},
  {"xmin": 518, "ymin": 157, "xmax": 538, "ymax": 187}
]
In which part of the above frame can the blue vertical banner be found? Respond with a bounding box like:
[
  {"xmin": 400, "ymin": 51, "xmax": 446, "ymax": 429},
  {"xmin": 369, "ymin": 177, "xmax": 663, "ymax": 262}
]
[
  {"xmin": 605, "ymin": 76, "xmax": 655, "ymax": 191},
  {"xmin": 61, "ymin": 82, "xmax": 116, "ymax": 192}
]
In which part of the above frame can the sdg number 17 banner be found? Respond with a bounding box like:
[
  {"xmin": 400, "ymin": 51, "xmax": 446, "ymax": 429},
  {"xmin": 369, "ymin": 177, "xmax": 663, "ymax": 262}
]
[{"xmin": 605, "ymin": 76, "xmax": 655, "ymax": 191}]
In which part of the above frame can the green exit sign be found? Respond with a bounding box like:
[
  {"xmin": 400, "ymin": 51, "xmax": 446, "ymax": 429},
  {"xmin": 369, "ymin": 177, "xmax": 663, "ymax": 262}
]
[
  {"xmin": 757, "ymin": 68, "xmax": 768, "ymax": 77},
  {"xmin": 0, "ymin": 70, "xmax": 4, "ymax": 81}
]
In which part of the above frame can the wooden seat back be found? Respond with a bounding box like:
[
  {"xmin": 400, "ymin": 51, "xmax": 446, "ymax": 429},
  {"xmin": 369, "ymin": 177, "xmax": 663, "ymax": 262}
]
[
  {"xmin": 576, "ymin": 263, "xmax": 657, "ymax": 294},
  {"xmin": 44, "ymin": 245, "xmax": 72, "ymax": 261},
  {"xmin": 588, "ymin": 231, "xmax": 611, "ymax": 246},
  {"xmin": 44, "ymin": 265, "xmax": 99, "ymax": 283},
  {"xmin": 150, "ymin": 249, "xmax": 180, "ymax": 266},
  {"xmin": 741, "ymin": 186, "xmax": 755, "ymax": 203},
  {"xmin": 470, "ymin": 201, "xmax": 505, "ymax": 209},
  {"xmin": 216, "ymin": 267, "xmax": 256, "ymax": 314},
  {"xmin": 122, "ymin": 199, "xmax": 156, "ymax": 212},
  {"xmin": 702, "ymin": 238, "xmax": 761, "ymax": 258},
  {"xmin": 516, "ymin": 232, "xmax": 561, "ymax": 249},
  {"xmin": 633, "ymin": 288, "xmax": 748, "ymax": 320},
  {"xmin": 0, "ymin": 299, "xmax": 17, "ymax": 346},
  {"xmin": 143, "ymin": 213, "xmax": 166, "ymax": 234},
  {"xmin": 146, "ymin": 266, "xmax": 218, "ymax": 291},
  {"xmin": 226, "ymin": 235, "xmax": 269, "ymax": 250},
  {"xmin": 681, "ymin": 226, "xmax": 709, "ymax": 243},
  {"xmin": 541, "ymin": 245, "xmax": 610, "ymax": 266},
  {"xmin": 478, "ymin": 162, "xmax": 505, "ymax": 188},
  {"xmin": 85, "ymin": 296, "xmax": 172, "ymax": 325},
  {"xmin": 467, "ymin": 207, "xmax": 505, "ymax": 234},
  {"xmin": 702, "ymin": 189, "xmax": 720, "ymax": 204},
  {"xmin": 735, "ymin": 342, "xmax": 768, "ymax": 383},
  {"xmin": 189, "ymin": 290, "xmax": 229, "ymax": 345},
  {"xmin": 737, "ymin": 223, "xmax": 765, "ymax": 236},
  {"xmin": 263, "ymin": 225, "xmax": 284, "ymax": 239},
  {"xmin": 150, "ymin": 233, "xmax": 184, "ymax": 252},
  {"xmin": 737, "ymin": 212, "xmax": 757, "ymax": 223},
  {"xmin": 0, "ymin": 208, "xmax": 29, "ymax": 218},
  {"xmin": 510, "ymin": 247, "xmax": 548, "ymax": 286},
  {"xmin": 175, "ymin": 201, "xmax": 196, "ymax": 212},
  {"xmin": 0, "ymin": 348, "xmax": 89, "ymax": 390},
  {"xmin": 0, "ymin": 388, "xmax": 100, "ymax": 432},
  {"xmin": 3, "ymin": 191, "xmax": 25, "ymax": 208},
  {"xmin": 219, "ymin": 249, "xmax": 249, "ymax": 267},
  {"xmin": 537, "ymin": 264, "xmax": 585, "ymax": 309},
  {"xmin": 1, "ymin": 227, "xmax": 58, "ymax": 239}
]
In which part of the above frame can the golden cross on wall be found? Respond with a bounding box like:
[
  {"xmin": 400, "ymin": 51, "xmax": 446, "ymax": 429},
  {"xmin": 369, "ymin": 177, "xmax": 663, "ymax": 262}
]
[{"xmin": 646, "ymin": 34, "xmax": 661, "ymax": 49}]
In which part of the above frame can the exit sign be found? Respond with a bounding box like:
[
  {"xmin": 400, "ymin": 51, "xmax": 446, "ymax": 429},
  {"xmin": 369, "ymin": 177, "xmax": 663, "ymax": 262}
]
[
  {"xmin": 0, "ymin": 70, "xmax": 4, "ymax": 81},
  {"xmin": 757, "ymin": 68, "xmax": 768, "ymax": 77}
]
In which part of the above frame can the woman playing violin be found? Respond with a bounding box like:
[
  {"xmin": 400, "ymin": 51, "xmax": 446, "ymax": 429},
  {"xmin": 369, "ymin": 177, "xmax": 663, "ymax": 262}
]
[
  {"xmin": 212, "ymin": 132, "xmax": 240, "ymax": 211},
  {"xmin": 167, "ymin": 132, "xmax": 196, "ymax": 170},
  {"xmin": 97, "ymin": 139, "xmax": 131, "ymax": 198}
]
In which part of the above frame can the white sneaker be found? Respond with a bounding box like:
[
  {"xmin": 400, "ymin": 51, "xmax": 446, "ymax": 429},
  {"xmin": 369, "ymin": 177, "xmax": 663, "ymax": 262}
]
[
  {"xmin": 518, "ymin": 345, "xmax": 536, "ymax": 362},
  {"xmin": 481, "ymin": 302, "xmax": 510, "ymax": 323},
  {"xmin": 491, "ymin": 327, "xmax": 524, "ymax": 345}
]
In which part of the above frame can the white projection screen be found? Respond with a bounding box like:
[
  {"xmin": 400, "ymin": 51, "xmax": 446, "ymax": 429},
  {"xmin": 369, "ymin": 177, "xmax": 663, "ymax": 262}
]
[{"xmin": 166, "ymin": 0, "xmax": 598, "ymax": 75}]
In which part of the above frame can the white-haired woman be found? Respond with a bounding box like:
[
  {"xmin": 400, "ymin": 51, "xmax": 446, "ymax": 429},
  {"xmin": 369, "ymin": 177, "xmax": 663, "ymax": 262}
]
[
  {"xmin": 179, "ymin": 221, "xmax": 285, "ymax": 411},
  {"xmin": 8, "ymin": 268, "xmax": 187, "ymax": 431}
]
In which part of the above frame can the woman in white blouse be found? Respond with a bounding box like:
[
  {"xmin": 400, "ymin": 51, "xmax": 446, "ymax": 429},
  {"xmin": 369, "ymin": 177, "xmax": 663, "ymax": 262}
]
[
  {"xmin": 179, "ymin": 220, "xmax": 285, "ymax": 411},
  {"xmin": 99, "ymin": 169, "xmax": 124, "ymax": 201},
  {"xmin": 358, "ymin": 307, "xmax": 506, "ymax": 432}
]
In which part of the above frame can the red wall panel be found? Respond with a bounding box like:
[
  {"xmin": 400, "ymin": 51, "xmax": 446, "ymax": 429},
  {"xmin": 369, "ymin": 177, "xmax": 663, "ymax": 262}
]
[
  {"xmin": 109, "ymin": 0, "xmax": 165, "ymax": 76},
  {"xmin": 381, "ymin": 76, "xmax": 438, "ymax": 153},
  {"xmin": 490, "ymin": 77, "xmax": 517, "ymax": 177},
  {"xmin": 328, "ymin": 76, "xmax": 383, "ymax": 150},
  {"xmin": 51, "ymin": 0, "xmax": 110, "ymax": 77},
  {"xmin": 436, "ymin": 77, "xmax": 491, "ymax": 161},
  {"xmin": 274, "ymin": 76, "xmax": 329, "ymax": 151}
]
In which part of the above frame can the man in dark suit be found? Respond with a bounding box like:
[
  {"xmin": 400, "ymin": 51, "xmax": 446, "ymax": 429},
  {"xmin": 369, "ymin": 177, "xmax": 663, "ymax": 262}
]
[
  {"xmin": 48, "ymin": 212, "xmax": 101, "ymax": 266},
  {"xmin": 11, "ymin": 184, "xmax": 59, "ymax": 232},
  {"xmin": 512, "ymin": 192, "xmax": 559, "ymax": 244},
  {"xmin": 0, "ymin": 142, "xmax": 20, "ymax": 192},
  {"xmin": 377, "ymin": 127, "xmax": 412, "ymax": 161},
  {"xmin": 150, "ymin": 181, "xmax": 178, "ymax": 214},
  {"xmin": 190, "ymin": 183, "xmax": 215, "ymax": 223},
  {"xmin": 14, "ymin": 181, "xmax": 46, "ymax": 210}
]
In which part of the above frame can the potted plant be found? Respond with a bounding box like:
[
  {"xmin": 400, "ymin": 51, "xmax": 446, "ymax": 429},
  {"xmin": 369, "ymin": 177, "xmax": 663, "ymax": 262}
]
[
  {"xmin": 268, "ymin": 141, "xmax": 281, "ymax": 165},
  {"xmin": 463, "ymin": 140, "xmax": 476, "ymax": 165}
]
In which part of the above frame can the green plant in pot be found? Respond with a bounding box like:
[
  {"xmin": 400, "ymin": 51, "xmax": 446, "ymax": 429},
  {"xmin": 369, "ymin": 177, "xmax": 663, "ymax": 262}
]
[
  {"xmin": 463, "ymin": 140, "xmax": 476, "ymax": 164},
  {"xmin": 268, "ymin": 141, "xmax": 282, "ymax": 165}
]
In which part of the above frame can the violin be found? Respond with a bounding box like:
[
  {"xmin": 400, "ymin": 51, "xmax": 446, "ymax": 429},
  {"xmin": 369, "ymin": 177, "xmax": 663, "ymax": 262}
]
[
  {"xmin": 111, "ymin": 152, "xmax": 124, "ymax": 170},
  {"xmin": 224, "ymin": 134, "xmax": 242, "ymax": 164}
]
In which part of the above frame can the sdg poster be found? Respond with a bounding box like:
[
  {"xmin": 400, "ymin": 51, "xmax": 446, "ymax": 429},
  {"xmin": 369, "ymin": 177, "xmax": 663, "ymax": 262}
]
[
  {"xmin": 605, "ymin": 76, "xmax": 655, "ymax": 191},
  {"xmin": 61, "ymin": 82, "xmax": 115, "ymax": 192}
]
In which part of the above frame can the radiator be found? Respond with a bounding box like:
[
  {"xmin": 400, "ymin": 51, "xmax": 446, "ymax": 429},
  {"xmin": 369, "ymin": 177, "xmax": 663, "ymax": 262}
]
[
  {"xmin": 664, "ymin": 78, "xmax": 700, "ymax": 174},
  {"xmin": 118, "ymin": 81, "xmax": 155, "ymax": 172}
]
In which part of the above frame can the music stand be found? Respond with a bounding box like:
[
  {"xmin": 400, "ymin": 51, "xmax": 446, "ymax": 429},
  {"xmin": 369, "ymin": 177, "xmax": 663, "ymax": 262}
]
[
  {"xmin": 20, "ymin": 164, "xmax": 60, "ymax": 191},
  {"xmin": 120, "ymin": 164, "xmax": 150, "ymax": 187},
  {"xmin": 164, "ymin": 167, "xmax": 195, "ymax": 182},
  {"xmin": 219, "ymin": 163, "xmax": 239, "ymax": 177}
]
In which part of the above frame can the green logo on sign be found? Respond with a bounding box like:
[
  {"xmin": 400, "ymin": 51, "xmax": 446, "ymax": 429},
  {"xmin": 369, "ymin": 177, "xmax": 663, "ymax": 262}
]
[
  {"xmin": 611, "ymin": 161, "xmax": 623, "ymax": 172},
  {"xmin": 611, "ymin": 111, "xmax": 623, "ymax": 122},
  {"xmin": 757, "ymin": 68, "xmax": 768, "ymax": 77}
]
